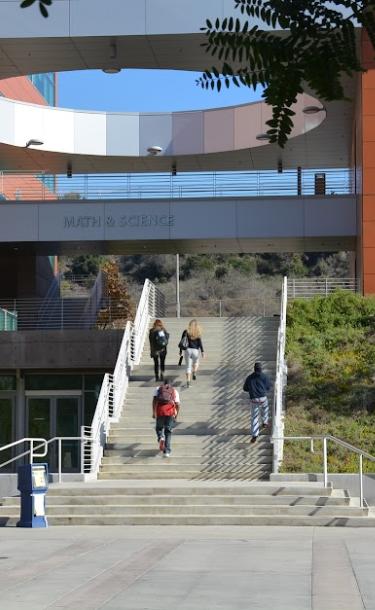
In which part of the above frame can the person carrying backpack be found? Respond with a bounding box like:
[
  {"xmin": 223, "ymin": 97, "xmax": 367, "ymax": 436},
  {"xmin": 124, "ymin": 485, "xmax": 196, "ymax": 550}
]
[
  {"xmin": 149, "ymin": 319, "xmax": 169, "ymax": 382},
  {"xmin": 152, "ymin": 379, "xmax": 180, "ymax": 457}
]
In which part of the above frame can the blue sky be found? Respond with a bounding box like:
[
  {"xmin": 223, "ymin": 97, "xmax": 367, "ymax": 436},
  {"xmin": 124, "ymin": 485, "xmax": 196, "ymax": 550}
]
[{"xmin": 58, "ymin": 69, "xmax": 262, "ymax": 112}]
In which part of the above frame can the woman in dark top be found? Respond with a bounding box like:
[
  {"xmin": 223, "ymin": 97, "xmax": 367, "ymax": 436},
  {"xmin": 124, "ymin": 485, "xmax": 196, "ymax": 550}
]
[
  {"xmin": 149, "ymin": 319, "xmax": 169, "ymax": 382},
  {"xmin": 179, "ymin": 319, "xmax": 204, "ymax": 388}
]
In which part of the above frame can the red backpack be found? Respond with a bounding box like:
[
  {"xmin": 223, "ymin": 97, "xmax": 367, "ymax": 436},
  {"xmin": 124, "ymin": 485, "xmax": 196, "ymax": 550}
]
[{"xmin": 156, "ymin": 384, "xmax": 176, "ymax": 417}]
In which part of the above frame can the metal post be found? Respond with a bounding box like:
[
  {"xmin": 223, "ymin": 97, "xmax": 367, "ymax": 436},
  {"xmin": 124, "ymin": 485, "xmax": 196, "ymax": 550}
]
[
  {"xmin": 58, "ymin": 439, "xmax": 62, "ymax": 484},
  {"xmin": 323, "ymin": 437, "xmax": 328, "ymax": 487},
  {"xmin": 176, "ymin": 254, "xmax": 181, "ymax": 318},
  {"xmin": 30, "ymin": 439, "xmax": 34, "ymax": 464},
  {"xmin": 297, "ymin": 166, "xmax": 302, "ymax": 196},
  {"xmin": 219, "ymin": 300, "xmax": 222, "ymax": 318},
  {"xmin": 80, "ymin": 427, "xmax": 85, "ymax": 475},
  {"xmin": 325, "ymin": 278, "xmax": 328, "ymax": 297},
  {"xmin": 310, "ymin": 439, "xmax": 315, "ymax": 453},
  {"xmin": 61, "ymin": 299, "xmax": 64, "ymax": 330},
  {"xmin": 359, "ymin": 454, "xmax": 364, "ymax": 509}
]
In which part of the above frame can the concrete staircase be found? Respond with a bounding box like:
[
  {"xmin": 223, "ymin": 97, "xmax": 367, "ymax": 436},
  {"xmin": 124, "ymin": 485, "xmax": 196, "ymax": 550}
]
[
  {"xmin": 101, "ymin": 316, "xmax": 278, "ymax": 481},
  {"xmin": 1, "ymin": 315, "xmax": 374, "ymax": 526}
]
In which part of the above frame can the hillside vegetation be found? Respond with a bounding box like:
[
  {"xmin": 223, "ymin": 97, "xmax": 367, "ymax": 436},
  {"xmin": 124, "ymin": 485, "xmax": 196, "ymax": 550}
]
[{"xmin": 282, "ymin": 292, "xmax": 375, "ymax": 473}]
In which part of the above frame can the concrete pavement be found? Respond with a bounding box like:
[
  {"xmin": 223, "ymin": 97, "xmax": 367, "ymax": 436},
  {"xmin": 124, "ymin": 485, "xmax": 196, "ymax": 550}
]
[{"xmin": 0, "ymin": 526, "xmax": 374, "ymax": 610}]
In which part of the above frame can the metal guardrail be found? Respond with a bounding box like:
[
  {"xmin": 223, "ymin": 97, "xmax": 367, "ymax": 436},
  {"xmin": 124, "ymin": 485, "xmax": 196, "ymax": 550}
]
[
  {"xmin": 287, "ymin": 278, "xmax": 359, "ymax": 298},
  {"xmin": 0, "ymin": 296, "xmax": 129, "ymax": 331},
  {"xmin": 272, "ymin": 277, "xmax": 288, "ymax": 472},
  {"xmin": 273, "ymin": 435, "xmax": 375, "ymax": 508},
  {"xmin": 0, "ymin": 169, "xmax": 353, "ymax": 201},
  {"xmin": 163, "ymin": 297, "xmax": 281, "ymax": 318},
  {"xmin": 0, "ymin": 307, "xmax": 17, "ymax": 330}
]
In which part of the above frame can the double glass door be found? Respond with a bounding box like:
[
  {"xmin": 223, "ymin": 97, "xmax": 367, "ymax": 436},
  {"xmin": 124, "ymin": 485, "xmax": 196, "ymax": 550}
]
[
  {"xmin": 28, "ymin": 396, "xmax": 81, "ymax": 472},
  {"xmin": 0, "ymin": 396, "xmax": 15, "ymax": 470}
]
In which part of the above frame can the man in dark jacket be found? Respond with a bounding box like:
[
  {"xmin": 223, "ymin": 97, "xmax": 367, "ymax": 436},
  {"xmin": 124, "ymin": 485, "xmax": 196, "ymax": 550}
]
[{"xmin": 243, "ymin": 362, "xmax": 272, "ymax": 443}]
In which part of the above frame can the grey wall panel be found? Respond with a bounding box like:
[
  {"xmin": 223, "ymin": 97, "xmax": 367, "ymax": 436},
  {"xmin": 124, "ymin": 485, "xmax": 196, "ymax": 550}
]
[
  {"xmin": 0, "ymin": 205, "xmax": 38, "ymax": 241},
  {"xmin": 139, "ymin": 114, "xmax": 173, "ymax": 156},
  {"xmin": 305, "ymin": 196, "xmax": 357, "ymax": 236},
  {"xmin": 172, "ymin": 112, "xmax": 204, "ymax": 156},
  {"xmin": 70, "ymin": 0, "xmax": 146, "ymax": 37},
  {"xmin": 0, "ymin": 0, "xmax": 69, "ymax": 38},
  {"xmin": 237, "ymin": 198, "xmax": 305, "ymax": 238},
  {"xmin": 146, "ymin": 0, "xmax": 225, "ymax": 35},
  {"xmin": 171, "ymin": 200, "xmax": 236, "ymax": 239},
  {"xmin": 106, "ymin": 114, "xmax": 140, "ymax": 156}
]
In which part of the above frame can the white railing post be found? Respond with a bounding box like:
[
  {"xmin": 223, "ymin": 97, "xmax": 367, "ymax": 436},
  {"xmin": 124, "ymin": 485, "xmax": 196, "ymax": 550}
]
[
  {"xmin": 323, "ymin": 437, "xmax": 328, "ymax": 487},
  {"xmin": 58, "ymin": 438, "xmax": 62, "ymax": 484},
  {"xmin": 272, "ymin": 276, "xmax": 288, "ymax": 472},
  {"xmin": 359, "ymin": 454, "xmax": 364, "ymax": 509},
  {"xmin": 80, "ymin": 426, "xmax": 85, "ymax": 475}
]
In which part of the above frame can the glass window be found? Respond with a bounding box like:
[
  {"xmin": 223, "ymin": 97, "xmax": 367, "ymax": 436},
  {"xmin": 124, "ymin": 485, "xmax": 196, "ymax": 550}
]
[
  {"xmin": 84, "ymin": 375, "xmax": 104, "ymax": 394},
  {"xmin": 0, "ymin": 376, "xmax": 16, "ymax": 391},
  {"xmin": 84, "ymin": 392, "xmax": 98, "ymax": 426},
  {"xmin": 27, "ymin": 73, "xmax": 56, "ymax": 106},
  {"xmin": 25, "ymin": 375, "xmax": 81, "ymax": 391}
]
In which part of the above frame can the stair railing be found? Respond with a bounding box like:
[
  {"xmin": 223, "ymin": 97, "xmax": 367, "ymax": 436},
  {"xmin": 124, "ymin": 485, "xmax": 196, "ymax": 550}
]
[
  {"xmin": 272, "ymin": 434, "xmax": 375, "ymax": 508},
  {"xmin": 84, "ymin": 279, "xmax": 165, "ymax": 478},
  {"xmin": 272, "ymin": 276, "xmax": 288, "ymax": 473}
]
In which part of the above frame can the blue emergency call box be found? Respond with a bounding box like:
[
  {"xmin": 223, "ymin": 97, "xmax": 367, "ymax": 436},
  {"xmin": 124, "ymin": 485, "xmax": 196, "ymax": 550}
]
[{"xmin": 17, "ymin": 463, "xmax": 48, "ymax": 528}]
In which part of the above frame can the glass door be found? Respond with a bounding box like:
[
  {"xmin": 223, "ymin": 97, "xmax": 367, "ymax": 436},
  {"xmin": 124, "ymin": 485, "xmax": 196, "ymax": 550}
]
[
  {"xmin": 28, "ymin": 397, "xmax": 52, "ymax": 466},
  {"xmin": 27, "ymin": 395, "xmax": 81, "ymax": 472},
  {"xmin": 0, "ymin": 397, "xmax": 15, "ymax": 470},
  {"xmin": 55, "ymin": 397, "xmax": 80, "ymax": 472}
]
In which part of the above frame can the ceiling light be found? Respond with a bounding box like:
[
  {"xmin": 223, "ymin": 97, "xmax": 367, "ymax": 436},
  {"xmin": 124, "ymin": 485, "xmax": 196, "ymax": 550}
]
[
  {"xmin": 147, "ymin": 146, "xmax": 163, "ymax": 155},
  {"xmin": 102, "ymin": 66, "xmax": 121, "ymax": 74},
  {"xmin": 302, "ymin": 105, "xmax": 325, "ymax": 115},
  {"xmin": 25, "ymin": 139, "xmax": 44, "ymax": 148},
  {"xmin": 256, "ymin": 133, "xmax": 271, "ymax": 141}
]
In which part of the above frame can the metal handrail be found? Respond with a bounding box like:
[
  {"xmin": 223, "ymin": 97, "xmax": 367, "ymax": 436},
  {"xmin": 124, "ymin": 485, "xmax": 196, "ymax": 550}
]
[
  {"xmin": 272, "ymin": 434, "xmax": 375, "ymax": 508},
  {"xmin": 272, "ymin": 276, "xmax": 288, "ymax": 472},
  {"xmin": 288, "ymin": 277, "xmax": 359, "ymax": 298},
  {"xmin": 0, "ymin": 438, "xmax": 48, "ymax": 470},
  {"xmin": 0, "ymin": 168, "xmax": 353, "ymax": 201}
]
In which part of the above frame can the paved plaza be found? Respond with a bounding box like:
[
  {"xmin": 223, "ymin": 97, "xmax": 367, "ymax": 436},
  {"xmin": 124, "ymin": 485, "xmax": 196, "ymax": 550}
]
[{"xmin": 0, "ymin": 525, "xmax": 375, "ymax": 610}]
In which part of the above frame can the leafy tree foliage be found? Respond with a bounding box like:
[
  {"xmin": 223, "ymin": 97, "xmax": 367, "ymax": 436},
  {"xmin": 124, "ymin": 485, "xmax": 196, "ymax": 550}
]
[{"xmin": 198, "ymin": 0, "xmax": 375, "ymax": 146}]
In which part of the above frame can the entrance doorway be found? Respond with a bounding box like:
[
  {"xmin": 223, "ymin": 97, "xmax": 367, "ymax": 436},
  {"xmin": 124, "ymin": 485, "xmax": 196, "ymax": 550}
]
[
  {"xmin": 27, "ymin": 395, "xmax": 81, "ymax": 472},
  {"xmin": 0, "ymin": 395, "xmax": 15, "ymax": 470}
]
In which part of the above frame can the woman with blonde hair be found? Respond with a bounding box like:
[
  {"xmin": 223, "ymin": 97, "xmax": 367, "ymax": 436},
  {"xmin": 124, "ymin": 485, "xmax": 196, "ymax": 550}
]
[
  {"xmin": 179, "ymin": 319, "xmax": 205, "ymax": 388},
  {"xmin": 149, "ymin": 319, "xmax": 169, "ymax": 382}
]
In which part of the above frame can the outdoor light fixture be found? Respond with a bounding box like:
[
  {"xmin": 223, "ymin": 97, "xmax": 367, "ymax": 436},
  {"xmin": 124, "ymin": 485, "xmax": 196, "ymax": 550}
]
[
  {"xmin": 147, "ymin": 145, "xmax": 163, "ymax": 155},
  {"xmin": 67, "ymin": 163, "xmax": 72, "ymax": 178},
  {"xmin": 277, "ymin": 160, "xmax": 283, "ymax": 174},
  {"xmin": 102, "ymin": 41, "xmax": 122, "ymax": 74},
  {"xmin": 25, "ymin": 139, "xmax": 44, "ymax": 148},
  {"xmin": 102, "ymin": 66, "xmax": 121, "ymax": 74},
  {"xmin": 302, "ymin": 105, "xmax": 325, "ymax": 115},
  {"xmin": 256, "ymin": 133, "xmax": 271, "ymax": 142},
  {"xmin": 171, "ymin": 163, "xmax": 177, "ymax": 176}
]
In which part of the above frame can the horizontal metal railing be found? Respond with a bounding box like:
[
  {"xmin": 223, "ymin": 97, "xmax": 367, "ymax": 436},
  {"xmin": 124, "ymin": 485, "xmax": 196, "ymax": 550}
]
[
  {"xmin": 163, "ymin": 297, "xmax": 281, "ymax": 318},
  {"xmin": 287, "ymin": 277, "xmax": 359, "ymax": 298},
  {"xmin": 273, "ymin": 435, "xmax": 375, "ymax": 508},
  {"xmin": 0, "ymin": 169, "xmax": 353, "ymax": 201},
  {"xmin": 0, "ymin": 296, "xmax": 129, "ymax": 331}
]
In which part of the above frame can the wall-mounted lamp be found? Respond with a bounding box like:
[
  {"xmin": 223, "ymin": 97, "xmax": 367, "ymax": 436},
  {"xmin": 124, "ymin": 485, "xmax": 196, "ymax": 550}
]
[
  {"xmin": 67, "ymin": 163, "xmax": 72, "ymax": 178},
  {"xmin": 277, "ymin": 160, "xmax": 283, "ymax": 174},
  {"xmin": 25, "ymin": 139, "xmax": 44, "ymax": 148},
  {"xmin": 171, "ymin": 163, "xmax": 177, "ymax": 177},
  {"xmin": 256, "ymin": 133, "xmax": 271, "ymax": 142},
  {"xmin": 102, "ymin": 41, "xmax": 121, "ymax": 74},
  {"xmin": 302, "ymin": 105, "xmax": 325, "ymax": 115},
  {"xmin": 147, "ymin": 146, "xmax": 163, "ymax": 156}
]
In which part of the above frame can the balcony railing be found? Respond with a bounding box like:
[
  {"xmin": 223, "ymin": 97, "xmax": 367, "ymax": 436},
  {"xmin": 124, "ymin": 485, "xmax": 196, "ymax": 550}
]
[
  {"xmin": 287, "ymin": 278, "xmax": 359, "ymax": 299},
  {"xmin": 0, "ymin": 169, "xmax": 353, "ymax": 201}
]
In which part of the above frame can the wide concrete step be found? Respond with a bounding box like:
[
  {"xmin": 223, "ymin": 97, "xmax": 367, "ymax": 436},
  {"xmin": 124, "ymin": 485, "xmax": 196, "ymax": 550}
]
[
  {"xmin": 105, "ymin": 437, "xmax": 272, "ymax": 449},
  {"xmin": 102, "ymin": 452, "xmax": 273, "ymax": 464},
  {"xmin": 11, "ymin": 514, "xmax": 374, "ymax": 526},
  {"xmin": 98, "ymin": 471, "xmax": 271, "ymax": 480},
  {"xmin": 1, "ymin": 494, "xmax": 349, "ymax": 507},
  {"xmin": 0, "ymin": 504, "xmax": 367, "ymax": 517},
  {"xmin": 46, "ymin": 484, "xmax": 334, "ymax": 496},
  {"xmin": 100, "ymin": 461, "xmax": 273, "ymax": 473}
]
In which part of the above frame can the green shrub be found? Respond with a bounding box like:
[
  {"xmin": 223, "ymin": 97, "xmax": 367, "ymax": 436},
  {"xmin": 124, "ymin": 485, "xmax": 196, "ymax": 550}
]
[{"xmin": 282, "ymin": 291, "xmax": 375, "ymax": 473}]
